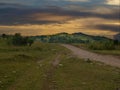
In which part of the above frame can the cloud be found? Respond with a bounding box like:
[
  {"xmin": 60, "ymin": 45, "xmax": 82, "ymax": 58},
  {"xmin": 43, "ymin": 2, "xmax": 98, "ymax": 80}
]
[
  {"xmin": 29, "ymin": 13, "xmax": 73, "ymax": 22},
  {"xmin": 94, "ymin": 24, "xmax": 120, "ymax": 32},
  {"xmin": 0, "ymin": 1, "xmax": 119, "ymax": 37},
  {"xmin": 0, "ymin": 17, "xmax": 119, "ymax": 37},
  {"xmin": 0, "ymin": 0, "xmax": 119, "ymax": 7},
  {"xmin": 0, "ymin": 0, "xmax": 114, "ymax": 7},
  {"xmin": 106, "ymin": 0, "xmax": 120, "ymax": 5},
  {"xmin": 64, "ymin": 0, "xmax": 89, "ymax": 2},
  {"xmin": 0, "ymin": 5, "xmax": 119, "ymax": 26}
]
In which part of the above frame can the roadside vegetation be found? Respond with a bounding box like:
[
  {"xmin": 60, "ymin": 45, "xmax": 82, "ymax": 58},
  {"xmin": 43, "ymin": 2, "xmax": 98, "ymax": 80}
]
[
  {"xmin": 73, "ymin": 41, "xmax": 120, "ymax": 55},
  {"xmin": 0, "ymin": 33, "xmax": 120, "ymax": 90}
]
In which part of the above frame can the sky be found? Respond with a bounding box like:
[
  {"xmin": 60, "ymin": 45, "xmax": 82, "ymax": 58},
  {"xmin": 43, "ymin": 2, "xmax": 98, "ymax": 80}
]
[{"xmin": 0, "ymin": 0, "xmax": 120, "ymax": 37}]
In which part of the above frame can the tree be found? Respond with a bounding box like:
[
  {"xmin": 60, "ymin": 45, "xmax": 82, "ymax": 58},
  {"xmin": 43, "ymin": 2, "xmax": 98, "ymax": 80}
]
[
  {"xmin": 10, "ymin": 33, "xmax": 34, "ymax": 46},
  {"xmin": 1, "ymin": 34, "xmax": 7, "ymax": 38},
  {"xmin": 27, "ymin": 38, "xmax": 34, "ymax": 46},
  {"xmin": 11, "ymin": 33, "xmax": 24, "ymax": 46},
  {"xmin": 114, "ymin": 40, "xmax": 119, "ymax": 45}
]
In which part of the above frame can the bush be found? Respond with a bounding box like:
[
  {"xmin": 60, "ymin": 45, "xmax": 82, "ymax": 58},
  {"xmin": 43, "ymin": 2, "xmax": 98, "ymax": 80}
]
[
  {"xmin": 1, "ymin": 34, "xmax": 7, "ymax": 38},
  {"xmin": 27, "ymin": 38, "xmax": 34, "ymax": 46},
  {"xmin": 8, "ymin": 33, "xmax": 34, "ymax": 46}
]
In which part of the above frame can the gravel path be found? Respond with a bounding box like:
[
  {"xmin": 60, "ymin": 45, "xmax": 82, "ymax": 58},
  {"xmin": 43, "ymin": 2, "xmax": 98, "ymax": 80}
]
[{"xmin": 62, "ymin": 44, "xmax": 120, "ymax": 68}]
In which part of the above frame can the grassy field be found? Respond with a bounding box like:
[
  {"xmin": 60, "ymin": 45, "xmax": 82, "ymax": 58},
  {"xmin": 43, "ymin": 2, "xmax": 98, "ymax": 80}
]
[
  {"xmin": 0, "ymin": 39, "xmax": 120, "ymax": 90},
  {"xmin": 54, "ymin": 57, "xmax": 120, "ymax": 90}
]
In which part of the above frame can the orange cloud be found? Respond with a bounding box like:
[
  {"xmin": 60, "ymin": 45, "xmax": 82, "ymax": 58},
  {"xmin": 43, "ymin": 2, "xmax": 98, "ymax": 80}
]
[
  {"xmin": 0, "ymin": 17, "xmax": 119, "ymax": 38},
  {"xmin": 29, "ymin": 13, "xmax": 73, "ymax": 22},
  {"xmin": 106, "ymin": 0, "xmax": 120, "ymax": 5}
]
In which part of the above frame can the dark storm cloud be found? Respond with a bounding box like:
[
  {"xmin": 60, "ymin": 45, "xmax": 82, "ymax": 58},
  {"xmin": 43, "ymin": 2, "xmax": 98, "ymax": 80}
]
[
  {"xmin": 0, "ymin": 2, "xmax": 33, "ymax": 9},
  {"xmin": 0, "ymin": 0, "xmax": 119, "ymax": 7},
  {"xmin": 0, "ymin": 2, "xmax": 23, "ymax": 6},
  {"xmin": 0, "ymin": 3, "xmax": 119, "ymax": 26},
  {"xmin": 0, "ymin": 7, "xmax": 61, "ymax": 25},
  {"xmin": 0, "ymin": 0, "xmax": 110, "ymax": 6},
  {"xmin": 94, "ymin": 24, "xmax": 120, "ymax": 32}
]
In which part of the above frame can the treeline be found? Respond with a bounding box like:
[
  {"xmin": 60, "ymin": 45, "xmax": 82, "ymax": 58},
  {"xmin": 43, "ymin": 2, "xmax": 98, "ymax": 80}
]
[
  {"xmin": 0, "ymin": 32, "xmax": 119, "ymax": 50},
  {"xmin": 0, "ymin": 33, "xmax": 34, "ymax": 46}
]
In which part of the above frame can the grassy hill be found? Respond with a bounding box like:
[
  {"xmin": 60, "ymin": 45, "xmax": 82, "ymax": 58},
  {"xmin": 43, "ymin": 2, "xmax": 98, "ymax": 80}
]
[
  {"xmin": 32, "ymin": 32, "xmax": 112, "ymax": 43},
  {"xmin": 0, "ymin": 38, "xmax": 120, "ymax": 90}
]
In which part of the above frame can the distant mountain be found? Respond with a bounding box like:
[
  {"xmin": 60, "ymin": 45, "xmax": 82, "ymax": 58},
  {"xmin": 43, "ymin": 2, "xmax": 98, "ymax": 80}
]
[
  {"xmin": 32, "ymin": 32, "xmax": 112, "ymax": 43},
  {"xmin": 114, "ymin": 33, "xmax": 120, "ymax": 41}
]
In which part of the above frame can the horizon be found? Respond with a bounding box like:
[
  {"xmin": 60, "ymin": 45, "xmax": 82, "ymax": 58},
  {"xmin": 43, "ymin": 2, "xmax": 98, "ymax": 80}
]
[{"xmin": 0, "ymin": 0, "xmax": 120, "ymax": 37}]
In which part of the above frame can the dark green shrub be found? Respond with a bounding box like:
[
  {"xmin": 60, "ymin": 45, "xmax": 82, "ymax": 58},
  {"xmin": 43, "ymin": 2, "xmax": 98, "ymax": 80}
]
[
  {"xmin": 1, "ymin": 34, "xmax": 7, "ymax": 38},
  {"xmin": 27, "ymin": 38, "xmax": 34, "ymax": 46},
  {"xmin": 8, "ymin": 33, "xmax": 34, "ymax": 46}
]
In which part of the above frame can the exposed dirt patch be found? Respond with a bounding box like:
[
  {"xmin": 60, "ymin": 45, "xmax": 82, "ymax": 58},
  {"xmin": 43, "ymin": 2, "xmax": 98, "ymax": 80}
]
[
  {"xmin": 52, "ymin": 55, "xmax": 61, "ymax": 67},
  {"xmin": 41, "ymin": 55, "xmax": 61, "ymax": 90}
]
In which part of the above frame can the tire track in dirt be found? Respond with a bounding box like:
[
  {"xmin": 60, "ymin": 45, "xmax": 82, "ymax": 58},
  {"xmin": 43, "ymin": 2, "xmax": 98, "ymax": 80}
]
[{"xmin": 41, "ymin": 55, "xmax": 61, "ymax": 90}]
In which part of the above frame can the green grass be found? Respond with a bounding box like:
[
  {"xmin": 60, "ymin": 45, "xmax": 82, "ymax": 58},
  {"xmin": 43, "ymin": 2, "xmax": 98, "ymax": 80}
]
[
  {"xmin": 54, "ymin": 57, "xmax": 120, "ymax": 90},
  {"xmin": 0, "ymin": 39, "xmax": 120, "ymax": 90},
  {"xmin": 73, "ymin": 43, "xmax": 120, "ymax": 56},
  {"xmin": 0, "ymin": 39, "xmax": 69, "ymax": 90}
]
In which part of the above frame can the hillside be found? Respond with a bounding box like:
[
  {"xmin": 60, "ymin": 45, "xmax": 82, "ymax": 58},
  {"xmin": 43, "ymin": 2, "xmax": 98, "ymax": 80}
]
[{"xmin": 32, "ymin": 33, "xmax": 112, "ymax": 43}]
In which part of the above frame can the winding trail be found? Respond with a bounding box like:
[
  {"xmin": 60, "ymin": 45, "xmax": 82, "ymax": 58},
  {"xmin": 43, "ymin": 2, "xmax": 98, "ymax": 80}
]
[{"xmin": 62, "ymin": 44, "xmax": 120, "ymax": 68}]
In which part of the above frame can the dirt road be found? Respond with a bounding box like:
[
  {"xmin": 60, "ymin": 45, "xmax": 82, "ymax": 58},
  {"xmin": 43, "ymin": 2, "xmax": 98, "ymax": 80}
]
[{"xmin": 62, "ymin": 44, "xmax": 120, "ymax": 68}]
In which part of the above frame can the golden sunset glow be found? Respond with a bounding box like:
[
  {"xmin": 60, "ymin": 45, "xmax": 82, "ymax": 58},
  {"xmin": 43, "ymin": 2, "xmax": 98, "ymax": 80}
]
[
  {"xmin": 0, "ymin": 17, "xmax": 119, "ymax": 38},
  {"xmin": 106, "ymin": 0, "xmax": 120, "ymax": 5},
  {"xmin": 0, "ymin": 0, "xmax": 119, "ymax": 37},
  {"xmin": 29, "ymin": 13, "xmax": 73, "ymax": 22}
]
